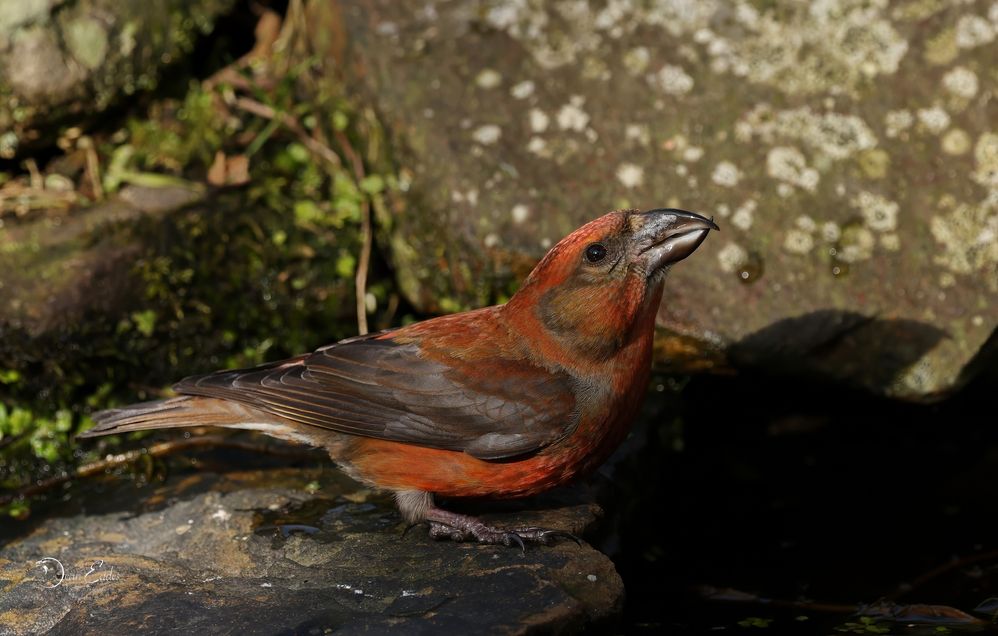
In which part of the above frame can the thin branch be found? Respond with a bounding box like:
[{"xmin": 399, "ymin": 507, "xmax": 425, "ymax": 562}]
[
  {"xmin": 355, "ymin": 199, "xmax": 373, "ymax": 335},
  {"xmin": 334, "ymin": 128, "xmax": 373, "ymax": 336},
  {"xmin": 25, "ymin": 158, "xmax": 42, "ymax": 190},
  {"xmin": 79, "ymin": 136, "xmax": 103, "ymax": 201}
]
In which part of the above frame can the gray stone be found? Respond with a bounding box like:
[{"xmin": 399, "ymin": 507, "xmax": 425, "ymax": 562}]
[
  {"xmin": 0, "ymin": 466, "xmax": 622, "ymax": 635},
  {"xmin": 316, "ymin": 0, "xmax": 998, "ymax": 399}
]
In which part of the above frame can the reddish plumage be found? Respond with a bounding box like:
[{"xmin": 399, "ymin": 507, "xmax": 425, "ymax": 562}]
[{"xmin": 81, "ymin": 208, "xmax": 716, "ymax": 546}]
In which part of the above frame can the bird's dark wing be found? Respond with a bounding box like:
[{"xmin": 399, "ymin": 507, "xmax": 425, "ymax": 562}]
[{"xmin": 172, "ymin": 335, "xmax": 577, "ymax": 460}]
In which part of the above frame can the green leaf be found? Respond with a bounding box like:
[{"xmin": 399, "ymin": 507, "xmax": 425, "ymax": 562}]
[
  {"xmin": 131, "ymin": 310, "xmax": 158, "ymax": 337},
  {"xmin": 336, "ymin": 253, "xmax": 356, "ymax": 279},
  {"xmin": 360, "ymin": 174, "xmax": 385, "ymax": 195},
  {"xmin": 294, "ymin": 200, "xmax": 323, "ymax": 225},
  {"xmin": 332, "ymin": 111, "xmax": 349, "ymax": 131}
]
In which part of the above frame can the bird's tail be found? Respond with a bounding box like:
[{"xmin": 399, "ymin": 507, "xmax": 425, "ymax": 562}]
[{"xmin": 79, "ymin": 396, "xmax": 247, "ymax": 438}]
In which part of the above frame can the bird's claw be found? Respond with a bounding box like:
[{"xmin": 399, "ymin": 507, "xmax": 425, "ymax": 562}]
[
  {"xmin": 510, "ymin": 526, "xmax": 582, "ymax": 546},
  {"xmin": 425, "ymin": 520, "xmax": 576, "ymax": 550}
]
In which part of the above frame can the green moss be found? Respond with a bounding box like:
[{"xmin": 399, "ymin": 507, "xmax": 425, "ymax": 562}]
[{"xmin": 0, "ymin": 64, "xmax": 400, "ymax": 515}]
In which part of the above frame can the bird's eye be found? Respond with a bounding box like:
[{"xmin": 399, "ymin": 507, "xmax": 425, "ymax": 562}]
[{"xmin": 585, "ymin": 243, "xmax": 608, "ymax": 263}]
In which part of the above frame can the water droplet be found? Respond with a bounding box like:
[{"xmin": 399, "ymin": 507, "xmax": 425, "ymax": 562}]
[{"xmin": 736, "ymin": 250, "xmax": 764, "ymax": 284}]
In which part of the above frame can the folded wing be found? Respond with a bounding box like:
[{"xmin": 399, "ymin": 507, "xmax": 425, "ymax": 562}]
[{"xmin": 173, "ymin": 335, "xmax": 577, "ymax": 460}]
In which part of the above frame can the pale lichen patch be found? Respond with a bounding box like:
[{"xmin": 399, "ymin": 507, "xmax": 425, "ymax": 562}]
[
  {"xmin": 731, "ymin": 200, "xmax": 757, "ymax": 230},
  {"xmin": 766, "ymin": 146, "xmax": 819, "ymax": 191},
  {"xmin": 690, "ymin": 0, "xmax": 909, "ymax": 95},
  {"xmin": 475, "ymin": 69, "xmax": 502, "ymax": 89},
  {"xmin": 451, "ymin": 188, "xmax": 480, "ymax": 207},
  {"xmin": 510, "ymin": 80, "xmax": 535, "ymax": 99},
  {"xmin": 924, "ymin": 26, "xmax": 958, "ymax": 65},
  {"xmin": 858, "ymin": 148, "xmax": 891, "ymax": 180},
  {"xmin": 972, "ymin": 133, "xmax": 998, "ymax": 188},
  {"xmin": 742, "ymin": 105, "xmax": 877, "ymax": 161},
  {"xmin": 650, "ymin": 64, "xmax": 694, "ymax": 95},
  {"xmin": 622, "ymin": 46, "xmax": 650, "ymax": 75},
  {"xmin": 556, "ymin": 97, "xmax": 590, "ymax": 131},
  {"xmin": 795, "ymin": 215, "xmax": 817, "ymax": 233},
  {"xmin": 511, "ymin": 204, "xmax": 530, "ymax": 224},
  {"xmin": 929, "ymin": 196, "xmax": 998, "ymax": 290},
  {"xmin": 616, "ymin": 163, "xmax": 645, "ymax": 189},
  {"xmin": 955, "ymin": 14, "xmax": 995, "ymax": 49},
  {"xmin": 838, "ymin": 226, "xmax": 876, "ymax": 262},
  {"xmin": 892, "ymin": 0, "xmax": 951, "ymax": 22},
  {"xmin": 711, "ymin": 161, "xmax": 742, "ymax": 187},
  {"xmin": 917, "ymin": 106, "xmax": 951, "ymax": 135},
  {"xmin": 941, "ymin": 66, "xmax": 979, "ymax": 99},
  {"xmin": 682, "ymin": 146, "xmax": 704, "ymax": 162},
  {"xmin": 528, "ymin": 108, "xmax": 549, "ymax": 133},
  {"xmin": 625, "ymin": 123, "xmax": 650, "ymax": 146},
  {"xmin": 942, "ymin": 129, "xmax": 972, "ymax": 155},
  {"xmin": 717, "ymin": 242, "xmax": 749, "ymax": 273},
  {"xmin": 852, "ymin": 191, "xmax": 900, "ymax": 232},
  {"xmin": 783, "ymin": 228, "xmax": 814, "ymax": 255},
  {"xmin": 526, "ymin": 136, "xmax": 551, "ymax": 158},
  {"xmin": 821, "ymin": 221, "xmax": 842, "ymax": 242},
  {"xmin": 884, "ymin": 109, "xmax": 914, "ymax": 138},
  {"xmin": 472, "ymin": 125, "xmax": 502, "ymax": 145},
  {"xmin": 880, "ymin": 233, "xmax": 901, "ymax": 251}
]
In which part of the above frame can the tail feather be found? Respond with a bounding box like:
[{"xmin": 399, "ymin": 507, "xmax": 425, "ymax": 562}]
[
  {"xmin": 79, "ymin": 396, "xmax": 327, "ymax": 449},
  {"xmin": 80, "ymin": 396, "xmax": 244, "ymax": 438}
]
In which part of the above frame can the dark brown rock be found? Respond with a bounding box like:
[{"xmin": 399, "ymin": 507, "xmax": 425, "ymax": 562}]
[{"xmin": 0, "ymin": 465, "xmax": 623, "ymax": 634}]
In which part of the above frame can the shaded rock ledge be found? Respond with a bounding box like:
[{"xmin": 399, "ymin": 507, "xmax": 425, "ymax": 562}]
[{"xmin": 0, "ymin": 465, "xmax": 623, "ymax": 634}]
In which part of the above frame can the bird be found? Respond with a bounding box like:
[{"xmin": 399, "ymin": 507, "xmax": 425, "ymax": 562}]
[{"xmin": 80, "ymin": 208, "xmax": 717, "ymax": 547}]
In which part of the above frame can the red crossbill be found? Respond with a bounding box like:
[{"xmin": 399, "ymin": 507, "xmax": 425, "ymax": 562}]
[{"xmin": 81, "ymin": 208, "xmax": 717, "ymax": 547}]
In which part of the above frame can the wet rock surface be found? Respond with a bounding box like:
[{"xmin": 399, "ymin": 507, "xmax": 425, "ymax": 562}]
[
  {"xmin": 319, "ymin": 0, "xmax": 998, "ymax": 399},
  {"xmin": 0, "ymin": 463, "xmax": 622, "ymax": 635}
]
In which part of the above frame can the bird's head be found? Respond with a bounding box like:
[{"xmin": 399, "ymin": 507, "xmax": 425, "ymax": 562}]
[{"xmin": 507, "ymin": 208, "xmax": 717, "ymax": 359}]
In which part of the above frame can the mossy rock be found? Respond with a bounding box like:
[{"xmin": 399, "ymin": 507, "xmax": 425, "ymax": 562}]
[
  {"xmin": 0, "ymin": 0, "xmax": 235, "ymax": 157},
  {"xmin": 315, "ymin": 0, "xmax": 998, "ymax": 400}
]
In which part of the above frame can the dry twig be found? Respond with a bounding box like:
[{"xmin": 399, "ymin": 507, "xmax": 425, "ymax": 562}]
[
  {"xmin": 334, "ymin": 128, "xmax": 373, "ymax": 335},
  {"xmin": 232, "ymin": 96, "xmax": 342, "ymax": 169}
]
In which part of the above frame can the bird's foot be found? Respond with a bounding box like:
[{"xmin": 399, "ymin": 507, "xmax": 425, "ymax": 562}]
[{"xmin": 423, "ymin": 508, "xmax": 579, "ymax": 550}]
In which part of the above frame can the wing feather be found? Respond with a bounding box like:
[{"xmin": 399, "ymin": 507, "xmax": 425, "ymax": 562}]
[{"xmin": 173, "ymin": 335, "xmax": 577, "ymax": 460}]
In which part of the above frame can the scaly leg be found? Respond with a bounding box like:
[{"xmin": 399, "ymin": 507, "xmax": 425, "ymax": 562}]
[{"xmin": 395, "ymin": 490, "xmax": 579, "ymax": 550}]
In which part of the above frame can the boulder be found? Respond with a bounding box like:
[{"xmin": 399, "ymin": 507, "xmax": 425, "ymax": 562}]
[
  {"xmin": 0, "ymin": 463, "xmax": 622, "ymax": 634},
  {"xmin": 315, "ymin": 0, "xmax": 998, "ymax": 399}
]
